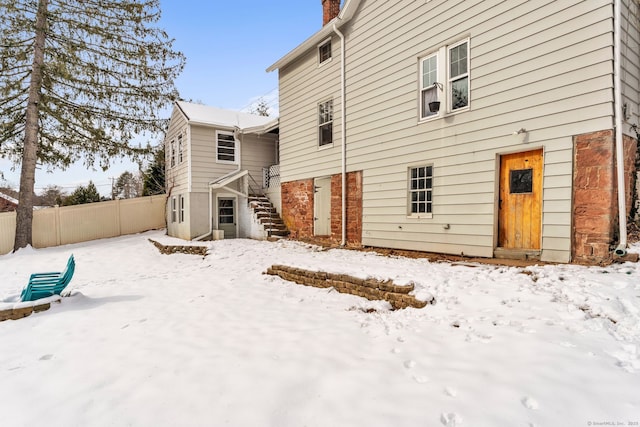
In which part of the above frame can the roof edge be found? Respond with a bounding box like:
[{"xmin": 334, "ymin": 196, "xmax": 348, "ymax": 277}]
[{"xmin": 266, "ymin": 0, "xmax": 361, "ymax": 73}]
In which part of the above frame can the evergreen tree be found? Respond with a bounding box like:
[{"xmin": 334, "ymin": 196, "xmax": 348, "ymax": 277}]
[
  {"xmin": 113, "ymin": 170, "xmax": 142, "ymax": 199},
  {"xmin": 0, "ymin": 0, "xmax": 185, "ymax": 251},
  {"xmin": 142, "ymin": 144, "xmax": 165, "ymax": 196},
  {"xmin": 63, "ymin": 181, "xmax": 100, "ymax": 205}
]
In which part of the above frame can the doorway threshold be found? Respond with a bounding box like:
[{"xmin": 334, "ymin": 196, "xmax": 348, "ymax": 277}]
[{"xmin": 494, "ymin": 248, "xmax": 541, "ymax": 261}]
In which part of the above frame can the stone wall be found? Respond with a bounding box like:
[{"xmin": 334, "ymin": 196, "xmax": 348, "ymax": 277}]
[
  {"xmin": 281, "ymin": 171, "xmax": 363, "ymax": 245},
  {"xmin": 331, "ymin": 171, "xmax": 363, "ymax": 246},
  {"xmin": 148, "ymin": 239, "xmax": 208, "ymax": 256},
  {"xmin": 281, "ymin": 179, "xmax": 314, "ymax": 239},
  {"xmin": 573, "ymin": 130, "xmax": 638, "ymax": 263},
  {"xmin": 265, "ymin": 264, "xmax": 432, "ymax": 310},
  {"xmin": 0, "ymin": 301, "xmax": 54, "ymax": 322}
]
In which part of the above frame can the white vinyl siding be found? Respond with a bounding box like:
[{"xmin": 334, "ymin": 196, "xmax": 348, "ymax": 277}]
[
  {"xmin": 164, "ymin": 107, "xmax": 189, "ymax": 194},
  {"xmin": 216, "ymin": 131, "xmax": 237, "ymax": 164},
  {"xmin": 276, "ymin": 0, "xmax": 621, "ymax": 262},
  {"xmin": 279, "ymin": 36, "xmax": 342, "ymax": 183}
]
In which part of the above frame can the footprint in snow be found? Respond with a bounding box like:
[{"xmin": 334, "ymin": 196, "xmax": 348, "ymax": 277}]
[
  {"xmin": 39, "ymin": 354, "xmax": 53, "ymax": 361},
  {"xmin": 444, "ymin": 387, "xmax": 458, "ymax": 397},
  {"xmin": 521, "ymin": 396, "xmax": 539, "ymax": 410},
  {"xmin": 391, "ymin": 347, "xmax": 402, "ymax": 354},
  {"xmin": 413, "ymin": 375, "xmax": 429, "ymax": 384},
  {"xmin": 464, "ymin": 331, "xmax": 492, "ymax": 343},
  {"xmin": 440, "ymin": 412, "xmax": 463, "ymax": 426},
  {"xmin": 404, "ymin": 360, "xmax": 416, "ymax": 369}
]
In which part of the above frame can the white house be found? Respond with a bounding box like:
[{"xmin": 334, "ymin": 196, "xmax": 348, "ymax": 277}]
[
  {"xmin": 164, "ymin": 101, "xmax": 284, "ymax": 241},
  {"xmin": 266, "ymin": 0, "xmax": 639, "ymax": 264}
]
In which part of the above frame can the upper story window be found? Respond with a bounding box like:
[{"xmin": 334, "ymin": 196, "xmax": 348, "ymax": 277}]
[
  {"xmin": 420, "ymin": 54, "xmax": 438, "ymax": 119},
  {"xmin": 318, "ymin": 100, "xmax": 333, "ymax": 147},
  {"xmin": 170, "ymin": 140, "xmax": 176, "ymax": 167},
  {"xmin": 318, "ymin": 40, "xmax": 332, "ymax": 65},
  {"xmin": 408, "ymin": 165, "xmax": 433, "ymax": 216},
  {"xmin": 449, "ymin": 40, "xmax": 469, "ymax": 111},
  {"xmin": 178, "ymin": 134, "xmax": 183, "ymax": 164},
  {"xmin": 419, "ymin": 38, "xmax": 470, "ymax": 120},
  {"xmin": 216, "ymin": 130, "xmax": 237, "ymax": 163}
]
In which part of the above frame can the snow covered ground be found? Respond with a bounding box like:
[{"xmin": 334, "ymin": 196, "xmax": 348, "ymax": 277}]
[{"xmin": 1, "ymin": 230, "xmax": 639, "ymax": 427}]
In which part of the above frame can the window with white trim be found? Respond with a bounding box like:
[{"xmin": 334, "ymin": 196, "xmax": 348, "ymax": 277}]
[
  {"xmin": 178, "ymin": 134, "xmax": 183, "ymax": 164},
  {"xmin": 318, "ymin": 100, "xmax": 333, "ymax": 147},
  {"xmin": 418, "ymin": 38, "xmax": 470, "ymax": 119},
  {"xmin": 171, "ymin": 196, "xmax": 177, "ymax": 222},
  {"xmin": 170, "ymin": 140, "xmax": 176, "ymax": 167},
  {"xmin": 408, "ymin": 166, "xmax": 433, "ymax": 215},
  {"xmin": 420, "ymin": 54, "xmax": 438, "ymax": 119},
  {"xmin": 179, "ymin": 195, "xmax": 185, "ymax": 222},
  {"xmin": 216, "ymin": 130, "xmax": 236, "ymax": 163},
  {"xmin": 448, "ymin": 40, "xmax": 469, "ymax": 111},
  {"xmin": 319, "ymin": 40, "xmax": 332, "ymax": 64}
]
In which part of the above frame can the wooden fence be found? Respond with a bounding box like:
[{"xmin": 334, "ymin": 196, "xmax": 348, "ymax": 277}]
[{"xmin": 0, "ymin": 195, "xmax": 166, "ymax": 255}]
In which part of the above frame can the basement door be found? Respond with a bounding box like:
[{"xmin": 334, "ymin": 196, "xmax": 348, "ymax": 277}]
[
  {"xmin": 314, "ymin": 177, "xmax": 331, "ymax": 236},
  {"xmin": 218, "ymin": 198, "xmax": 237, "ymax": 239},
  {"xmin": 498, "ymin": 149, "xmax": 543, "ymax": 250}
]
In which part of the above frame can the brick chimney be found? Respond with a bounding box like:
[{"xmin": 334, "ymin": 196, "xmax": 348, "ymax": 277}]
[{"xmin": 322, "ymin": 0, "xmax": 341, "ymax": 25}]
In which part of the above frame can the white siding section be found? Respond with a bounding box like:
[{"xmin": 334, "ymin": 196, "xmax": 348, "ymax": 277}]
[
  {"xmin": 240, "ymin": 133, "xmax": 278, "ymax": 193},
  {"xmin": 165, "ymin": 107, "xmax": 189, "ymax": 195},
  {"xmin": 279, "ymin": 34, "xmax": 343, "ymax": 182},
  {"xmin": 278, "ymin": 0, "xmax": 619, "ymax": 262}
]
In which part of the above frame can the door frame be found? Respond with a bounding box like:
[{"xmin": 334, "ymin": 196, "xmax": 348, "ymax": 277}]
[
  {"xmin": 314, "ymin": 176, "xmax": 332, "ymax": 236},
  {"xmin": 493, "ymin": 147, "xmax": 544, "ymax": 256},
  {"xmin": 216, "ymin": 194, "xmax": 238, "ymax": 239}
]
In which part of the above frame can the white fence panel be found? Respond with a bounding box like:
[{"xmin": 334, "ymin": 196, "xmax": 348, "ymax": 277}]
[{"xmin": 0, "ymin": 195, "xmax": 166, "ymax": 255}]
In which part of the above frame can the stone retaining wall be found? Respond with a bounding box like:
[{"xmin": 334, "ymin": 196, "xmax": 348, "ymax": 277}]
[
  {"xmin": 149, "ymin": 239, "xmax": 208, "ymax": 256},
  {"xmin": 264, "ymin": 265, "xmax": 432, "ymax": 310},
  {"xmin": 0, "ymin": 301, "xmax": 53, "ymax": 322}
]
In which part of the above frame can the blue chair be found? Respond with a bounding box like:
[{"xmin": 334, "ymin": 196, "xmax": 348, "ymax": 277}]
[{"xmin": 20, "ymin": 254, "xmax": 75, "ymax": 302}]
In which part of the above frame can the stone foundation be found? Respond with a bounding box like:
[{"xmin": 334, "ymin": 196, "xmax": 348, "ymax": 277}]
[
  {"xmin": 573, "ymin": 130, "xmax": 638, "ymax": 264},
  {"xmin": 265, "ymin": 264, "xmax": 432, "ymax": 310}
]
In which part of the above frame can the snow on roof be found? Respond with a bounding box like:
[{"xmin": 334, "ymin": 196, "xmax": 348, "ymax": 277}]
[
  {"xmin": 0, "ymin": 192, "xmax": 18, "ymax": 205},
  {"xmin": 176, "ymin": 101, "xmax": 277, "ymax": 132}
]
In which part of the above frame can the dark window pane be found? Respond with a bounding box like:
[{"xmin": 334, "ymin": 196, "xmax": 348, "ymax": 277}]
[{"xmin": 510, "ymin": 169, "xmax": 533, "ymax": 193}]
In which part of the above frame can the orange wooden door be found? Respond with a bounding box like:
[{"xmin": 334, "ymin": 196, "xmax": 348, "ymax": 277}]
[{"xmin": 498, "ymin": 149, "xmax": 543, "ymax": 249}]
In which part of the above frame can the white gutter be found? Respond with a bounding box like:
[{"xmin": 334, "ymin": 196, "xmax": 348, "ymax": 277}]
[
  {"xmin": 613, "ymin": 0, "xmax": 627, "ymax": 257},
  {"xmin": 333, "ymin": 23, "xmax": 347, "ymax": 247}
]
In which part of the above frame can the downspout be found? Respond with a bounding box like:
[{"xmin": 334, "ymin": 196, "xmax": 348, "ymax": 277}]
[
  {"xmin": 333, "ymin": 22, "xmax": 346, "ymax": 246},
  {"xmin": 613, "ymin": 0, "xmax": 627, "ymax": 257}
]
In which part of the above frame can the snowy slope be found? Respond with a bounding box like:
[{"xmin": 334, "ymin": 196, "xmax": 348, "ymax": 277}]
[{"xmin": 1, "ymin": 231, "xmax": 639, "ymax": 426}]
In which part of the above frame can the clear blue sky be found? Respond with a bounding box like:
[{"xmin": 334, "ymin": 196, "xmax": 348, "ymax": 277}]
[{"xmin": 0, "ymin": 0, "xmax": 325, "ymax": 196}]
